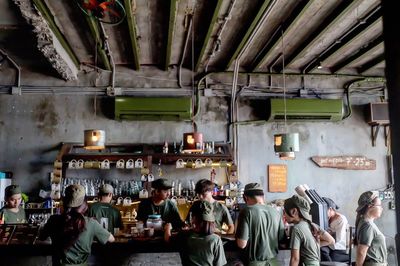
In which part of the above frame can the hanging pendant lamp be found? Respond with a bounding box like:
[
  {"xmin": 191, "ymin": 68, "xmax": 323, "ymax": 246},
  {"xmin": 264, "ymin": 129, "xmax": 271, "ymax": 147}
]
[
  {"xmin": 182, "ymin": 132, "xmax": 203, "ymax": 153},
  {"xmin": 274, "ymin": 133, "xmax": 299, "ymax": 160},
  {"xmin": 84, "ymin": 129, "xmax": 106, "ymax": 150}
]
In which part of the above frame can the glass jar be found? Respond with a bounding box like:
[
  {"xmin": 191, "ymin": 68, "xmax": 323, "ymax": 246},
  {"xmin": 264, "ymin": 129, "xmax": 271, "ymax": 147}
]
[{"xmin": 147, "ymin": 214, "xmax": 162, "ymax": 230}]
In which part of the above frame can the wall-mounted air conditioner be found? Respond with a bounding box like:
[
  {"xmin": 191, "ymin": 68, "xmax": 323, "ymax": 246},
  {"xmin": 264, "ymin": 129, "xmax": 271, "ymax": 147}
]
[
  {"xmin": 114, "ymin": 97, "xmax": 192, "ymax": 121},
  {"xmin": 267, "ymin": 98, "xmax": 344, "ymax": 122}
]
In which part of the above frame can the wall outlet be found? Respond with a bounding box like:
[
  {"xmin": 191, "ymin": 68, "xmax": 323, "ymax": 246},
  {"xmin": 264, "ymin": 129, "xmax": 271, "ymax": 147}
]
[
  {"xmin": 389, "ymin": 201, "xmax": 396, "ymax": 210},
  {"xmin": 379, "ymin": 190, "xmax": 395, "ymax": 200}
]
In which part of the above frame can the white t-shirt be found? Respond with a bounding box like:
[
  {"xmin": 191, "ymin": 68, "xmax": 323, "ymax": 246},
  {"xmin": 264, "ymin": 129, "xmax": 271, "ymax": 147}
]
[{"xmin": 329, "ymin": 213, "xmax": 348, "ymax": 250}]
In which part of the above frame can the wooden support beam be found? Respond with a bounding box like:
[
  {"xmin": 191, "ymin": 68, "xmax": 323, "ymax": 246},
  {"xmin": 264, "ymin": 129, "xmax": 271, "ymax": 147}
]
[
  {"xmin": 194, "ymin": 0, "xmax": 224, "ymax": 71},
  {"xmin": 124, "ymin": 0, "xmax": 140, "ymax": 70},
  {"xmin": 358, "ymin": 54, "xmax": 385, "ymax": 73},
  {"xmin": 165, "ymin": 0, "xmax": 178, "ymax": 70},
  {"xmin": 225, "ymin": 0, "xmax": 273, "ymax": 69}
]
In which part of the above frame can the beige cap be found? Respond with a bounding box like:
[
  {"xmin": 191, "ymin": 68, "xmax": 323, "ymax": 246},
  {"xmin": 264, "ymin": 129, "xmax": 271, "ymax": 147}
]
[
  {"xmin": 99, "ymin": 184, "xmax": 114, "ymax": 194},
  {"xmin": 64, "ymin": 184, "xmax": 85, "ymax": 208}
]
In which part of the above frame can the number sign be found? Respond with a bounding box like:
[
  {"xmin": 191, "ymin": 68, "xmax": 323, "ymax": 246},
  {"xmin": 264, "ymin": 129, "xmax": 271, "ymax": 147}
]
[{"xmin": 311, "ymin": 156, "xmax": 376, "ymax": 170}]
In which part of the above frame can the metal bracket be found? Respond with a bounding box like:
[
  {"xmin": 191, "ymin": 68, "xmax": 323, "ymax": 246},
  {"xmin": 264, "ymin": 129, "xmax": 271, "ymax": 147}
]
[
  {"xmin": 371, "ymin": 124, "xmax": 380, "ymax": 146},
  {"xmin": 371, "ymin": 124, "xmax": 390, "ymax": 146}
]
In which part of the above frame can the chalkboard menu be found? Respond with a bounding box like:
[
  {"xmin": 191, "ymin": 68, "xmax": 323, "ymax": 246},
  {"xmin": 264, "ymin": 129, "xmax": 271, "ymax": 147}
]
[
  {"xmin": 268, "ymin": 164, "xmax": 287, "ymax": 192},
  {"xmin": 0, "ymin": 224, "xmax": 39, "ymax": 245}
]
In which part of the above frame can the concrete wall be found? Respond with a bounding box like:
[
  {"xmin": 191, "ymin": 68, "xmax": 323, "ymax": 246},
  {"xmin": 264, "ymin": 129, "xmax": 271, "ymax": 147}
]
[{"xmin": 0, "ymin": 93, "xmax": 396, "ymax": 259}]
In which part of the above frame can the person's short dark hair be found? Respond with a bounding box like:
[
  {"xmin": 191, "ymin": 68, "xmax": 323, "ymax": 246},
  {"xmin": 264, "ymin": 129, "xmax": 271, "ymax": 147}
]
[
  {"xmin": 195, "ymin": 179, "xmax": 215, "ymax": 195},
  {"xmin": 322, "ymin": 197, "xmax": 339, "ymax": 210}
]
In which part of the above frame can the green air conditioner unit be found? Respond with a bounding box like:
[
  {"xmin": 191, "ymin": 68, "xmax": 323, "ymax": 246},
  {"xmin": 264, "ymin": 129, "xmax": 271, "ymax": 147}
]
[
  {"xmin": 115, "ymin": 97, "xmax": 192, "ymax": 121},
  {"xmin": 267, "ymin": 98, "xmax": 344, "ymax": 122}
]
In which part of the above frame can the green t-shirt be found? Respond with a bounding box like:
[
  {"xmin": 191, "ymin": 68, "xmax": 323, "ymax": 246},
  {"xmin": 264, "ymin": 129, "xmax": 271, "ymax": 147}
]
[
  {"xmin": 235, "ymin": 204, "xmax": 285, "ymax": 263},
  {"xmin": 290, "ymin": 220, "xmax": 321, "ymax": 266},
  {"xmin": 0, "ymin": 207, "xmax": 26, "ymax": 223},
  {"xmin": 88, "ymin": 202, "xmax": 123, "ymax": 233},
  {"xmin": 177, "ymin": 231, "xmax": 227, "ymax": 266},
  {"xmin": 357, "ymin": 219, "xmax": 387, "ymax": 263},
  {"xmin": 137, "ymin": 198, "xmax": 184, "ymax": 229},
  {"xmin": 186, "ymin": 201, "xmax": 233, "ymax": 231},
  {"xmin": 40, "ymin": 215, "xmax": 111, "ymax": 265}
]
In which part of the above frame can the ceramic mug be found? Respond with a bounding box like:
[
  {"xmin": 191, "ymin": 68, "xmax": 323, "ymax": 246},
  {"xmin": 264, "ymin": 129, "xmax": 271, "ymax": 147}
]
[
  {"xmin": 176, "ymin": 159, "xmax": 185, "ymax": 169},
  {"xmin": 92, "ymin": 161, "xmax": 101, "ymax": 169},
  {"xmin": 141, "ymin": 174, "xmax": 148, "ymax": 182},
  {"xmin": 147, "ymin": 173, "xmax": 154, "ymax": 182},
  {"xmin": 68, "ymin": 159, "xmax": 77, "ymax": 169},
  {"xmin": 100, "ymin": 159, "xmax": 110, "ymax": 169},
  {"xmin": 76, "ymin": 159, "xmax": 84, "ymax": 169},
  {"xmin": 194, "ymin": 159, "xmax": 203, "ymax": 168},
  {"xmin": 84, "ymin": 161, "xmax": 93, "ymax": 169},
  {"xmin": 126, "ymin": 159, "xmax": 134, "ymax": 169},
  {"xmin": 54, "ymin": 160, "xmax": 63, "ymax": 168},
  {"xmin": 135, "ymin": 158, "xmax": 143, "ymax": 168},
  {"xmin": 139, "ymin": 189, "xmax": 148, "ymax": 199},
  {"xmin": 140, "ymin": 167, "xmax": 150, "ymax": 175},
  {"xmin": 186, "ymin": 159, "xmax": 194, "ymax": 168},
  {"xmin": 219, "ymin": 160, "xmax": 228, "ymax": 167},
  {"xmin": 116, "ymin": 159, "xmax": 125, "ymax": 169},
  {"xmin": 123, "ymin": 197, "xmax": 132, "ymax": 206},
  {"xmin": 116, "ymin": 197, "xmax": 123, "ymax": 205},
  {"xmin": 204, "ymin": 158, "xmax": 213, "ymax": 167}
]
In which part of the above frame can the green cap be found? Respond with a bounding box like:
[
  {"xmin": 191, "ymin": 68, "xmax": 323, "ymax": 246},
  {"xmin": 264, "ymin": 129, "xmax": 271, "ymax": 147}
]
[
  {"xmin": 356, "ymin": 191, "xmax": 379, "ymax": 212},
  {"xmin": 152, "ymin": 178, "xmax": 172, "ymax": 190},
  {"xmin": 244, "ymin": 183, "xmax": 264, "ymax": 196},
  {"xmin": 287, "ymin": 195, "xmax": 312, "ymax": 221},
  {"xmin": 192, "ymin": 200, "xmax": 215, "ymax": 222},
  {"xmin": 99, "ymin": 184, "xmax": 114, "ymax": 194},
  {"xmin": 5, "ymin": 185, "xmax": 22, "ymax": 199},
  {"xmin": 64, "ymin": 184, "xmax": 86, "ymax": 208}
]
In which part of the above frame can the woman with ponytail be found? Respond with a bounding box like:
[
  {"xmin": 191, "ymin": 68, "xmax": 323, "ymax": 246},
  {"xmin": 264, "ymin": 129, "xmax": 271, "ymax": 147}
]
[
  {"xmin": 284, "ymin": 195, "xmax": 334, "ymax": 266},
  {"xmin": 40, "ymin": 184, "xmax": 114, "ymax": 266},
  {"xmin": 355, "ymin": 191, "xmax": 387, "ymax": 266}
]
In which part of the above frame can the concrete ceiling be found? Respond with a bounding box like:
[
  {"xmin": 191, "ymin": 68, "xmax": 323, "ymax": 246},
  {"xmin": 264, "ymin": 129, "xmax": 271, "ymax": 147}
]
[{"xmin": 0, "ymin": 0, "xmax": 385, "ymax": 84}]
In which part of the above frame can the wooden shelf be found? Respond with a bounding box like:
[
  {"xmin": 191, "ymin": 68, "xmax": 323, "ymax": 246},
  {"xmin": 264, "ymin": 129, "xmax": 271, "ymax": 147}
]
[{"xmin": 57, "ymin": 142, "xmax": 233, "ymax": 171}]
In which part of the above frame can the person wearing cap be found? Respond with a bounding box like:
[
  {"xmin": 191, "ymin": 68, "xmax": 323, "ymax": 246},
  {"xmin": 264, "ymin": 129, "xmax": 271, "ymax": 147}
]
[
  {"xmin": 186, "ymin": 179, "xmax": 234, "ymax": 234},
  {"xmin": 235, "ymin": 183, "xmax": 285, "ymax": 265},
  {"xmin": 165, "ymin": 200, "xmax": 227, "ymax": 266},
  {"xmin": 137, "ymin": 178, "xmax": 184, "ymax": 230},
  {"xmin": 39, "ymin": 184, "xmax": 115, "ymax": 266},
  {"xmin": 284, "ymin": 195, "xmax": 335, "ymax": 266},
  {"xmin": 355, "ymin": 191, "xmax": 387, "ymax": 266},
  {"xmin": 320, "ymin": 197, "xmax": 349, "ymax": 262},
  {"xmin": 88, "ymin": 184, "xmax": 123, "ymax": 233},
  {"xmin": 0, "ymin": 184, "xmax": 26, "ymax": 224}
]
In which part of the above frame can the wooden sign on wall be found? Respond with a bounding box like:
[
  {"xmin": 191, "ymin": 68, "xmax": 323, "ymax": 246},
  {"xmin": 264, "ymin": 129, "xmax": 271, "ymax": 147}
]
[
  {"xmin": 311, "ymin": 156, "xmax": 376, "ymax": 170},
  {"xmin": 268, "ymin": 164, "xmax": 287, "ymax": 192}
]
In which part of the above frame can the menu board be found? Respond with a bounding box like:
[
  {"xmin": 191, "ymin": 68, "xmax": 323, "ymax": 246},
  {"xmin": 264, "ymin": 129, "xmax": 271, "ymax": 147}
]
[
  {"xmin": 9, "ymin": 224, "xmax": 39, "ymax": 245},
  {"xmin": 268, "ymin": 164, "xmax": 287, "ymax": 192},
  {"xmin": 0, "ymin": 224, "xmax": 39, "ymax": 245},
  {"xmin": 0, "ymin": 225, "xmax": 15, "ymax": 245}
]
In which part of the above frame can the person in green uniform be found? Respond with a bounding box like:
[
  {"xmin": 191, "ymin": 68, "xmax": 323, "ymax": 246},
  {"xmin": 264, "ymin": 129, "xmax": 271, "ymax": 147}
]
[
  {"xmin": 88, "ymin": 184, "xmax": 123, "ymax": 233},
  {"xmin": 235, "ymin": 183, "xmax": 286, "ymax": 266},
  {"xmin": 186, "ymin": 179, "xmax": 234, "ymax": 234},
  {"xmin": 0, "ymin": 185, "xmax": 26, "ymax": 223},
  {"xmin": 39, "ymin": 184, "xmax": 114, "ymax": 266},
  {"xmin": 283, "ymin": 195, "xmax": 335, "ymax": 266},
  {"xmin": 355, "ymin": 191, "xmax": 387, "ymax": 266},
  {"xmin": 137, "ymin": 178, "xmax": 184, "ymax": 230},
  {"xmin": 165, "ymin": 200, "xmax": 227, "ymax": 266}
]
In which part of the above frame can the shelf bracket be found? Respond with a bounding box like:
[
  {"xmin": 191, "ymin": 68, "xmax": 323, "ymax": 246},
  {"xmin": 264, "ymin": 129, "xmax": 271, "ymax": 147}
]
[{"xmin": 371, "ymin": 124, "xmax": 380, "ymax": 147}]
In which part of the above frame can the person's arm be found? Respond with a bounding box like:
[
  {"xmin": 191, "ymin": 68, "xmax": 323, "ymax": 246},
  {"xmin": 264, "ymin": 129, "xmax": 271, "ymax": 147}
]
[
  {"xmin": 356, "ymin": 244, "xmax": 369, "ymax": 266},
  {"xmin": 164, "ymin": 223, "xmax": 172, "ymax": 242},
  {"xmin": 235, "ymin": 209, "xmax": 249, "ymax": 249},
  {"xmin": 320, "ymin": 230, "xmax": 335, "ymax": 247},
  {"xmin": 236, "ymin": 238, "xmax": 247, "ymax": 249},
  {"xmin": 289, "ymin": 249, "xmax": 300, "ymax": 266},
  {"xmin": 108, "ymin": 233, "xmax": 115, "ymax": 243},
  {"xmin": 227, "ymin": 224, "xmax": 235, "ymax": 234}
]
